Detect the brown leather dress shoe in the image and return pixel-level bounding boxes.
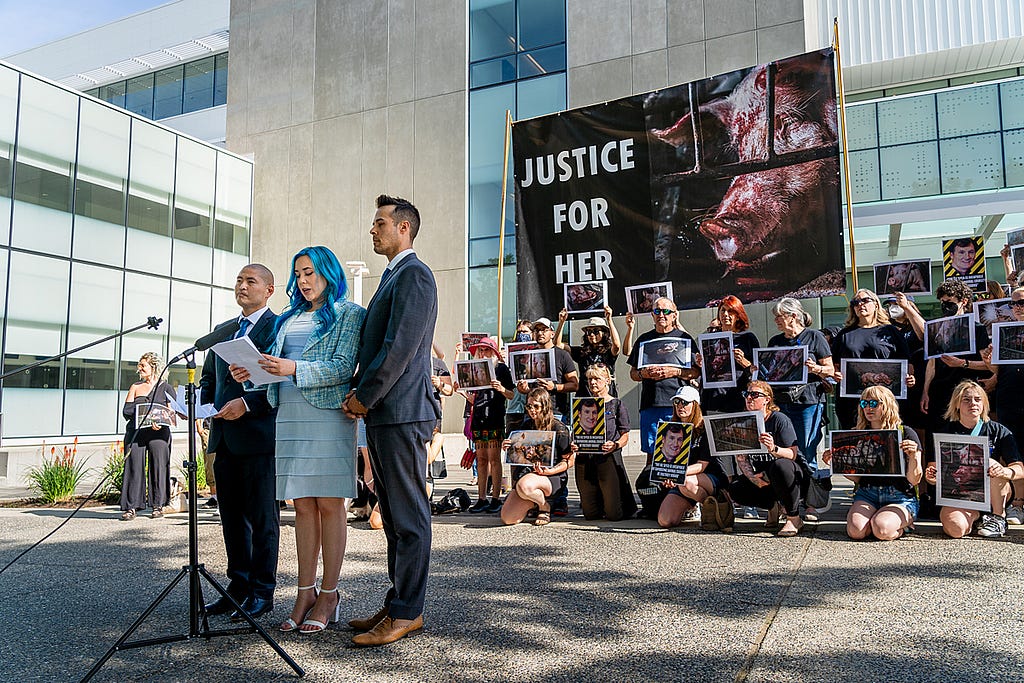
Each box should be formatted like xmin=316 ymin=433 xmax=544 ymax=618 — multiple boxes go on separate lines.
xmin=347 ymin=605 xmax=388 ymax=631
xmin=351 ymin=615 xmax=423 ymax=647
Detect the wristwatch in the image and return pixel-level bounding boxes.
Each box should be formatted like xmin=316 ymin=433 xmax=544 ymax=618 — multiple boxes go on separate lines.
xmin=962 ymin=358 xmax=969 ymax=368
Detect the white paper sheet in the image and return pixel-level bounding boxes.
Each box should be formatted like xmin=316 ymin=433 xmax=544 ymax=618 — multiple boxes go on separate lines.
xmin=210 ymin=336 xmax=288 ymax=385
xmin=165 ymin=387 xmax=218 ymax=420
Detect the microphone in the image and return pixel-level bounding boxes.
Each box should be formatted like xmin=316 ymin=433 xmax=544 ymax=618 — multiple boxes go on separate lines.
xmin=168 ymin=320 xmax=242 ymax=364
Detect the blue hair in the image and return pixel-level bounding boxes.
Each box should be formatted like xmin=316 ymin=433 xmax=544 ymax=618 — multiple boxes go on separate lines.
xmin=274 ymin=246 xmax=348 ymax=336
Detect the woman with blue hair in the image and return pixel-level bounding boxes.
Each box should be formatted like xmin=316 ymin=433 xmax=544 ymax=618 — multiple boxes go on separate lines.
xmin=230 ymin=245 xmax=365 ymax=634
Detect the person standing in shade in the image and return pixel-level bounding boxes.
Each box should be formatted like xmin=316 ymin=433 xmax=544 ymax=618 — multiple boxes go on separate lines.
xmin=199 ymin=264 xmax=279 ymax=622
xmin=626 ymin=297 xmax=700 ymax=519
xmin=343 ymin=194 xmax=439 ymax=647
xmin=119 ymin=352 xmax=174 ymax=521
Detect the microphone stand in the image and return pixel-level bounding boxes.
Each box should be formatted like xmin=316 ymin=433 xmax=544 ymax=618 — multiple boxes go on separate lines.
xmin=82 ymin=346 xmax=304 ymax=680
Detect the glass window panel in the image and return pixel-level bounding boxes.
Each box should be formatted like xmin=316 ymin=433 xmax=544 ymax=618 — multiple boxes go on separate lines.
xmin=469 ymin=236 xmax=515 ymax=267
xmin=153 ymin=65 xmax=184 ymax=120
xmin=844 ymin=103 xmax=877 ymax=151
xmin=879 ymin=141 xmax=940 ymax=199
xmin=470 ymin=0 xmax=515 ymax=62
xmin=516 ymin=72 xmax=566 ymax=120
xmin=98 ymin=81 xmax=126 ymax=109
xmin=173 ymin=138 xmax=215 ymax=281
xmin=183 ymin=57 xmax=215 ymax=114
xmin=213 ymin=53 xmax=228 ymax=106
xmin=517 ymin=46 xmax=567 ymax=79
xmin=0 ymin=64 xmax=18 ymax=246
xmin=939 ymin=133 xmax=1003 ymax=193
xmin=121 ymin=272 xmax=169 ymax=389
xmin=166 ymin=280 xmax=212 ymax=388
xmin=74 ymin=100 xmax=129 ymax=266
xmin=937 ymin=85 xmax=999 ymax=137
xmin=877 ymin=94 xmax=936 ymax=146
xmin=470 ymin=56 xmax=516 ymax=89
xmin=518 ymin=0 xmax=566 ymax=50
xmin=1000 ymin=80 xmax=1024 ymax=130
xmin=125 ymin=74 xmax=154 ymax=118
xmin=64 ymin=263 xmax=123 ymax=435
xmin=849 ymin=149 xmax=881 ymax=203
xmin=1003 ymin=129 xmax=1024 ymax=187
xmin=12 ymin=76 xmax=77 ymax=256
xmin=213 ymin=152 xmax=252 ymax=284
xmin=469 ymin=84 xmax=515 ymax=239
xmin=468 ymin=264 xmax=516 ymax=336
xmin=127 ymin=121 xmax=174 ymax=274
xmin=3 ymin=253 xmax=68 ymax=436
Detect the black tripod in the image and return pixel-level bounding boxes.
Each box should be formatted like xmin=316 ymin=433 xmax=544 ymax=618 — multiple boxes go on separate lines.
xmin=82 ymin=347 xmax=304 ymax=681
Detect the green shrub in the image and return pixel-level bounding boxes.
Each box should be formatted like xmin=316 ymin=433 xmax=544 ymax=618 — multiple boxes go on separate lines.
xmin=177 ymin=448 xmax=207 ymax=492
xmin=99 ymin=441 xmax=126 ymax=503
xmin=25 ymin=438 xmax=90 ymax=505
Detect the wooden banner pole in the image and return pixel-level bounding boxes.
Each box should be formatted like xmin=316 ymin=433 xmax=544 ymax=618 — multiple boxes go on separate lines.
xmin=834 ymin=17 xmax=859 ymax=293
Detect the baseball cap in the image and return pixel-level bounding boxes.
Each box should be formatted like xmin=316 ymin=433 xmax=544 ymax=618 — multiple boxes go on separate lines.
xmin=671 ymin=386 xmax=701 ymax=404
xmin=532 ymin=317 xmax=553 ymax=330
xmin=583 ymin=317 xmax=608 ymax=330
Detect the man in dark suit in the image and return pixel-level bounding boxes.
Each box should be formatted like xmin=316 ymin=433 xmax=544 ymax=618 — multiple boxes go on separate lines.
xmin=343 ymin=194 xmax=439 ymax=647
xmin=199 ymin=264 xmax=279 ymax=621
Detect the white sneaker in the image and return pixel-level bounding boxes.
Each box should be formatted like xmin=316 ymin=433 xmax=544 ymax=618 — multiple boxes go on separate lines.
xmin=1006 ymin=504 xmax=1024 ymax=525
xmin=741 ymin=506 xmax=760 ymax=519
xmin=682 ymin=504 xmax=701 ymax=522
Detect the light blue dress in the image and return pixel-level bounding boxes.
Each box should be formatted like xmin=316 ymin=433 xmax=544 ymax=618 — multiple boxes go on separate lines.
xmin=275 ymin=312 xmax=357 ymax=499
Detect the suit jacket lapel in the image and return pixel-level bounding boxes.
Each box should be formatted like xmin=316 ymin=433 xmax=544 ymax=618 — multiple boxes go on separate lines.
xmin=367 ymin=257 xmax=410 ymax=310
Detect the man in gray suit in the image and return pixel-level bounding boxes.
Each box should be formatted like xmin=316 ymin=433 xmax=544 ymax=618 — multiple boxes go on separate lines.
xmin=343 ymin=194 xmax=440 ymax=647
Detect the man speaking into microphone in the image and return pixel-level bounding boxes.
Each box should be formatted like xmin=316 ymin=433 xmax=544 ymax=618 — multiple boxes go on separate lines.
xmin=199 ymin=264 xmax=280 ymax=621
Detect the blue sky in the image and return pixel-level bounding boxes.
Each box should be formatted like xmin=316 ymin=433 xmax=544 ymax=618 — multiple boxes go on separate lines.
xmin=0 ymin=0 xmax=168 ymax=56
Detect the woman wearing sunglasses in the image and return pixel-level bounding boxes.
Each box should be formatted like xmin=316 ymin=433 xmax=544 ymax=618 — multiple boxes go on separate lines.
xmin=656 ymin=386 xmax=732 ymax=530
xmin=554 ymin=306 xmax=622 ymax=396
xmin=727 ymin=381 xmax=805 ymax=536
xmin=831 ymin=289 xmax=912 ymax=429
xmin=500 ymin=388 xmax=574 ymax=526
xmin=981 ymin=285 xmax=1024 ymax=525
xmin=923 ymin=380 xmax=1023 ymax=539
xmin=823 ymin=386 xmax=922 ymax=540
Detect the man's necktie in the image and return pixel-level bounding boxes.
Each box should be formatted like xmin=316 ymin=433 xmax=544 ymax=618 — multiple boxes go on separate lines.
xmin=379 ymin=267 xmax=395 ymax=288
xmin=236 ymin=317 xmax=252 ymax=339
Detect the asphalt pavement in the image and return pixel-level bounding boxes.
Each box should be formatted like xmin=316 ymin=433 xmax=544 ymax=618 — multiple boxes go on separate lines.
xmin=0 ymin=454 xmax=1022 ymax=682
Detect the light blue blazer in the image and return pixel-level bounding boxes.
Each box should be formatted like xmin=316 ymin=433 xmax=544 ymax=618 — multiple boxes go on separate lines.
xmin=265 ymin=299 xmax=366 ymax=409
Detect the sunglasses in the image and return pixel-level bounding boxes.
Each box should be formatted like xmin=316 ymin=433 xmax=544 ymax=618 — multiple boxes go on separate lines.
xmin=859 ymin=399 xmax=880 ymax=409
xmin=1011 ymin=300 xmax=1024 ymax=308
xmin=525 ymin=403 xmax=543 ymax=409
xmin=850 ymin=297 xmax=875 ymax=306
xmin=742 ymin=390 xmax=767 ymax=400
xmin=672 ymin=398 xmax=694 ymax=406
xmin=651 ymin=308 xmax=676 ymax=316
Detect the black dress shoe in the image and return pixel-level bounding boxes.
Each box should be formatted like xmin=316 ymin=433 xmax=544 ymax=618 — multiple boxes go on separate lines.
xmin=204 ymin=596 xmax=241 ymax=616
xmin=230 ymin=596 xmax=274 ymax=621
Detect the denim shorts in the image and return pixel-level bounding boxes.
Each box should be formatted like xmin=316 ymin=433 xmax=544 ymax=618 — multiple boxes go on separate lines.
xmin=853 ymin=484 xmax=919 ymax=519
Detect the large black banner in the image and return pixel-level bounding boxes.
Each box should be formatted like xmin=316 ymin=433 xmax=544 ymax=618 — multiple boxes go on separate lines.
xmin=513 ymin=49 xmax=845 ymax=319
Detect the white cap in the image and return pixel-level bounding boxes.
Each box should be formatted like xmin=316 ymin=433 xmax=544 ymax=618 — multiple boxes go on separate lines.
xmin=533 ymin=317 xmax=553 ymax=330
xmin=671 ymin=385 xmax=701 ymax=403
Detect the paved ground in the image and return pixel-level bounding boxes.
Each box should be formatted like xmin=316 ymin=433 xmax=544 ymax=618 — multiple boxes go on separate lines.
xmin=1 ymin=455 xmax=1022 ymax=683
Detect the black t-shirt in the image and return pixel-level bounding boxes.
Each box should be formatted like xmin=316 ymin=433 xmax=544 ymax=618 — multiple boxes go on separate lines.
xmin=931 ymin=419 xmax=1021 ymax=466
xmin=627 ymin=328 xmax=696 ymax=410
xmin=927 ymin=323 xmax=991 ymax=401
xmin=431 ymin=357 xmax=451 ymax=404
xmin=832 ymin=324 xmax=911 ymax=428
xmin=853 ymin=424 xmax=922 ymax=495
xmin=548 ymin=346 xmax=577 ymax=417
xmin=470 ymin=363 xmax=514 ymax=430
xmin=702 ymin=330 xmax=759 ymax=413
xmin=570 ymin=344 xmax=618 ymax=397
xmin=742 ymin=410 xmax=800 ymax=475
xmin=511 ymin=417 xmax=572 ymax=488
xmin=689 ymin=428 xmax=729 ymax=483
xmin=766 ymin=328 xmax=832 ymax=405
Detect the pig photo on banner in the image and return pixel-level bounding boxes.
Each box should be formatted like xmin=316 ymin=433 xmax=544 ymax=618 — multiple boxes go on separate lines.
xmin=512 ymin=48 xmax=845 ymax=318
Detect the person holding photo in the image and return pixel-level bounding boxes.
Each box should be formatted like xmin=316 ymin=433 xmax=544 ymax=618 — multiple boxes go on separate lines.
xmin=823 ymin=386 xmax=922 ymax=541
xmin=982 ymin=285 xmax=1024 ymax=524
xmin=120 ymin=352 xmax=175 ymax=521
xmin=456 ymin=337 xmax=515 ymax=514
xmin=924 ymin=380 xmax=1023 ymax=539
xmin=831 ymin=288 xmax=913 ymax=429
xmin=500 ymin=388 xmax=573 ymax=526
xmin=504 ymin=320 xmax=534 ymax=435
xmin=570 ymin=366 xmax=636 ymax=521
xmin=921 ymin=279 xmax=992 ymax=435
xmin=627 ymin=297 xmax=700 ymax=519
xmin=656 ymin=387 xmax=732 ymax=531
xmin=765 ymin=298 xmax=834 ymax=521
xmin=727 ymin=381 xmax=806 ymax=536
xmin=554 ymin=307 xmax=622 ymax=396
xmin=231 ymin=246 xmax=365 ymax=634
xmin=702 ymin=295 xmax=760 ymax=414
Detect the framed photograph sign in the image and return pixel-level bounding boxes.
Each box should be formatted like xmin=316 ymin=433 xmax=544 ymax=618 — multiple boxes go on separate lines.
xmin=504 ymin=430 xmax=556 ymax=468
xmin=829 ymin=429 xmax=905 ymax=477
xmin=933 ymin=433 xmax=990 ymax=512
xmin=650 ymin=421 xmax=693 ymax=484
xmin=839 ymin=359 xmax=908 ymax=400
xmin=753 ymin=346 xmax=808 ymax=385
xmin=572 ymin=397 xmax=606 ymax=453
xmin=705 ymin=410 xmax=766 ymax=457
xmin=698 ymin=332 xmax=736 ymax=389
xmin=454 ymin=358 xmax=496 ymax=391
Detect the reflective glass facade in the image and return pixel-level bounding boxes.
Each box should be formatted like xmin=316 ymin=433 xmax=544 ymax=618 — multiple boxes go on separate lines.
xmin=468 ymin=0 xmax=566 ymax=334
xmin=84 ymin=53 xmax=228 ymax=122
xmin=0 ymin=62 xmax=250 ymax=439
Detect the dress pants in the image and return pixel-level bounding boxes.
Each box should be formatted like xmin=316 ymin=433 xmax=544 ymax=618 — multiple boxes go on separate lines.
xmin=366 ymin=420 xmax=433 ymax=620
xmin=120 ymin=428 xmax=171 ymax=512
xmin=213 ymin=443 xmax=279 ymax=601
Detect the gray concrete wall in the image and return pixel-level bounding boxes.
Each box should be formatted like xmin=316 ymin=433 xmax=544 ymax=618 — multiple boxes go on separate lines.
xmin=227 ymin=0 xmax=468 ymax=375
xmin=566 ymin=0 xmax=805 ymax=108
